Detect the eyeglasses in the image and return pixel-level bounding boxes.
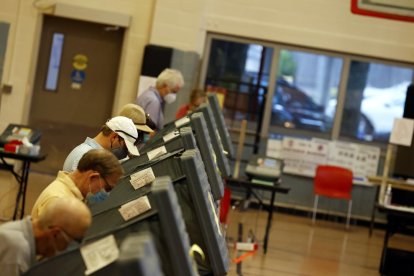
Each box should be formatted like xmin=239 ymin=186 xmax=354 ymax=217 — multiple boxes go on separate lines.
xmin=100 ymin=175 xmax=113 ymax=192
xmin=59 ymin=228 xmax=83 ymax=244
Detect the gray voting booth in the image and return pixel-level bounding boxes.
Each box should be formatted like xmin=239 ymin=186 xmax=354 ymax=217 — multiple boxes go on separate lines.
xmin=140 ymin=113 xmax=224 ymax=201
xmin=206 ymin=93 xmax=235 ymax=159
xmin=25 ymin=94 xmax=232 ymax=275
xmin=89 ymin=148 xmax=229 ymax=275
xmin=24 ymin=177 xmax=194 ymax=276
xmin=142 ymin=100 xmax=231 ymax=179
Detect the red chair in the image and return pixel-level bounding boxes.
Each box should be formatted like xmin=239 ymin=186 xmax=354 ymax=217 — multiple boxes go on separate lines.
xmin=312 ymin=165 xmax=353 ymax=229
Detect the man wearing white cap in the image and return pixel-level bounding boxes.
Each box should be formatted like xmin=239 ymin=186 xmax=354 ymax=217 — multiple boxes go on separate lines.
xmin=63 ymin=116 xmax=138 ymax=172
xmin=62 ymin=116 xmax=137 ymax=204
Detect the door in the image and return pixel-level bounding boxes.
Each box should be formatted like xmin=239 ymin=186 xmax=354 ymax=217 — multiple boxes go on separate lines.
xmin=30 ymin=15 xmax=124 ymax=174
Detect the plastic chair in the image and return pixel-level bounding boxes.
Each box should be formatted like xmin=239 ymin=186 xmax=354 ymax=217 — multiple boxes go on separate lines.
xmin=312 ymin=165 xmax=353 ymax=229
xmin=219 ymin=187 xmax=232 ymax=225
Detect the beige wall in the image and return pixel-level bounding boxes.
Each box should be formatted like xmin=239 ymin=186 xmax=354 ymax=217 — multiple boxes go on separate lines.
xmin=151 ymin=0 xmax=414 ymax=61
xmin=0 ymin=0 xmax=155 ymax=131
xmin=0 ymin=0 xmax=413 ymax=132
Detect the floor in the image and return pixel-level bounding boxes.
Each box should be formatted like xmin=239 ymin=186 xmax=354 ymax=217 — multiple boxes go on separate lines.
xmin=1 ymin=169 xmax=413 ymax=275
xmin=225 ymin=208 xmax=387 ymax=276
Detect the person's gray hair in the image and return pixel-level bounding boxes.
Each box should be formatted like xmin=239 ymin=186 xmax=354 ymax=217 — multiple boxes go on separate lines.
xmin=156 ymin=68 xmax=184 ymax=89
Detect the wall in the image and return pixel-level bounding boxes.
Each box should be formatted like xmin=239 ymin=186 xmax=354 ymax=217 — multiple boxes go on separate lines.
xmin=151 ymin=0 xmax=414 ymax=62
xmin=0 ymin=0 xmax=411 ymax=219
xmin=1 ymin=0 xmax=413 ymax=130
xmin=148 ymin=0 xmax=413 ymax=220
xmin=0 ymin=0 xmax=155 ymax=131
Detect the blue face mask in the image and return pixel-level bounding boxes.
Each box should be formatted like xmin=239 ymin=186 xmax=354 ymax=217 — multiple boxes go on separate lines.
xmin=86 ymin=190 xmax=110 ymax=204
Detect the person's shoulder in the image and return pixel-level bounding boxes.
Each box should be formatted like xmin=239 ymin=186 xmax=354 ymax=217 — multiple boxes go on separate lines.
xmin=140 ymin=89 xmax=158 ymax=101
xmin=66 ymin=142 xmax=92 ymax=157
xmin=0 ymin=220 xmax=26 ymax=243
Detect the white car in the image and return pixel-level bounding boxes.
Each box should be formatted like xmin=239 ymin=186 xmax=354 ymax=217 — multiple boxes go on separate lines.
xmin=325 ymin=81 xmax=409 ymax=141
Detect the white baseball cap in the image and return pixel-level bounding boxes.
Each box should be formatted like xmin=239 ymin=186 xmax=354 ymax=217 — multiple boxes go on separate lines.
xmin=106 ymin=116 xmax=139 ymax=156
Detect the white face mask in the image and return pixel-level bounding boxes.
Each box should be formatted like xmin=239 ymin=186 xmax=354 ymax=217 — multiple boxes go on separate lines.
xmin=164 ymin=93 xmax=177 ymax=104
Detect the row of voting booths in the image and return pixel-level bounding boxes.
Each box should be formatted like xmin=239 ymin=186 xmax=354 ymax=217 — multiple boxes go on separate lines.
xmin=24 ymin=94 xmax=236 ymax=276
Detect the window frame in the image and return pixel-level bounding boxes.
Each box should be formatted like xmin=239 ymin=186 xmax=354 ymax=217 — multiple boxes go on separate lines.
xmin=199 ymin=32 xmax=414 ymax=149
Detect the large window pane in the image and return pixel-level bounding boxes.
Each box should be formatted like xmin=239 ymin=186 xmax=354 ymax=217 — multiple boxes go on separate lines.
xmin=269 ymin=50 xmax=343 ymax=134
xmin=339 ymin=61 xmax=413 ymax=142
xmin=205 ymin=39 xmax=273 ymax=130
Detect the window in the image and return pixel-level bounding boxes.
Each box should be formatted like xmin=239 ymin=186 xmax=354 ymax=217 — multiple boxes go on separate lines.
xmin=205 ymin=39 xmax=273 ymax=130
xmin=45 ymin=33 xmax=64 ymax=91
xmin=201 ymin=34 xmax=414 ymax=145
xmin=270 ymin=50 xmax=343 ymax=133
xmin=337 ymin=61 xmax=413 ymax=142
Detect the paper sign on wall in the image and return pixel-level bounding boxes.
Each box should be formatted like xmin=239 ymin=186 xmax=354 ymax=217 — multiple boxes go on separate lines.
xmin=389 ymin=118 xmax=414 ymax=146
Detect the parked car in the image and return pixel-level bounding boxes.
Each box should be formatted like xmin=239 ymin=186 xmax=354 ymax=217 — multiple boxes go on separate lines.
xmin=272 ymin=79 xmax=327 ymax=132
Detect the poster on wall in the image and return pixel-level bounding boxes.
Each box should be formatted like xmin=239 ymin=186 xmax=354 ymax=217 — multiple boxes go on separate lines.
xmin=326 ymin=141 xmax=357 ymax=171
xmin=271 ymin=136 xmax=380 ymax=179
xmin=266 ymin=139 xmax=282 ymax=159
xmin=389 ymin=118 xmax=414 ymax=146
xmin=353 ymin=144 xmax=380 ymax=179
xmin=71 ymin=54 xmax=88 ymax=90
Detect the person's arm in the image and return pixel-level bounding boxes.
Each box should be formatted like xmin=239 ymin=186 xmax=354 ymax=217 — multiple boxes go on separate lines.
xmin=144 ymin=100 xmax=162 ymax=129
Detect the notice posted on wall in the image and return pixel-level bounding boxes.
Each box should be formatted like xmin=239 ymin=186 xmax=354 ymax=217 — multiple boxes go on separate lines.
xmin=389 ymin=118 xmax=414 ymax=146
xmin=266 ymin=136 xmax=380 ymax=179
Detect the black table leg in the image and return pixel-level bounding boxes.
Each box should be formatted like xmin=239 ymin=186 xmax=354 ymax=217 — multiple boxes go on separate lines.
xmin=12 ymin=161 xmax=30 ymax=220
xmin=12 ymin=178 xmax=24 ymax=220
xmin=263 ymin=189 xmax=276 ymax=254
xmin=20 ymin=161 xmax=30 ymax=219
xmin=236 ymin=223 xmax=243 ymax=274
xmin=369 ymin=186 xmax=380 ymax=237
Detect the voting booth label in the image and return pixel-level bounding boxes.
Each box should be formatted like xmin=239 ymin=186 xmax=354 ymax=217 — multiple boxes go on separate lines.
xmin=118 ymin=196 xmax=151 ymax=221
xmin=130 ymin=167 xmax=155 ymax=189
xmin=80 ymin=235 xmax=119 ymax=275
xmin=147 ymin=146 xmax=167 ymax=160
xmin=163 ymin=131 xmax=180 ymax=142
xmin=175 ymin=116 xmax=190 ymax=128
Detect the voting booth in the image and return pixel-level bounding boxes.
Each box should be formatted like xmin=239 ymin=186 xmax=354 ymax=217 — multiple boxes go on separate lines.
xmin=140 ymin=113 xmax=224 ymax=201
xmin=25 ymin=177 xmax=196 ymax=276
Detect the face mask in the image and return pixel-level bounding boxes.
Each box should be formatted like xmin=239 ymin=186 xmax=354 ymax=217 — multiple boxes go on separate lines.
xmin=111 ymin=146 xmax=128 ymax=160
xmin=164 ymin=93 xmax=177 ymax=104
xmin=86 ymin=190 xmax=110 ymax=204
